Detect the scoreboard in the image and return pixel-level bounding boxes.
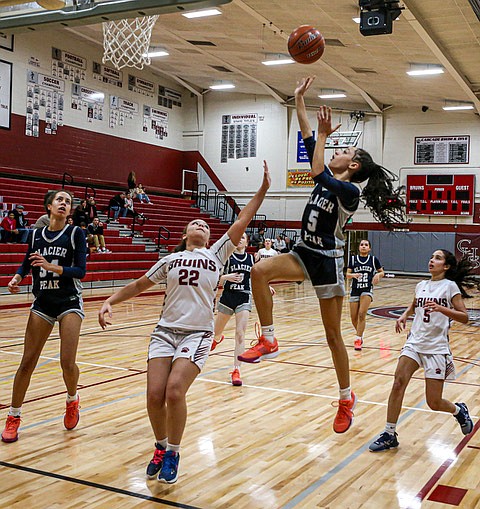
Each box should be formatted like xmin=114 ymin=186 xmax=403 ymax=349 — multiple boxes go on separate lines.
xmin=406 ymin=174 xmax=475 ymax=216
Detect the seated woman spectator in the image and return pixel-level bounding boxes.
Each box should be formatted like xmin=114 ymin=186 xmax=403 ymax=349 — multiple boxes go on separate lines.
xmin=135 ymin=184 xmax=152 ymax=204
xmin=85 ymin=197 xmax=98 ymax=223
xmin=87 ymin=217 xmax=110 ymax=253
xmin=11 ymin=205 xmax=30 ymax=243
xmin=73 ymin=200 xmax=88 ymax=226
xmin=125 ymin=193 xmax=146 ymax=220
xmin=250 ymin=227 xmax=265 ymax=249
xmin=273 ymin=235 xmax=286 ymax=253
xmin=34 ymin=214 xmax=50 ymax=229
xmin=1 ymin=212 xmax=19 ymax=243
xmin=108 ymin=192 xmax=127 ymax=221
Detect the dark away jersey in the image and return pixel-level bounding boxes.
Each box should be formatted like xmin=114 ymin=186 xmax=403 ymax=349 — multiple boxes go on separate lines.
xmin=223 ymin=252 xmax=255 ymax=293
xmin=348 ymin=255 xmax=382 ymax=295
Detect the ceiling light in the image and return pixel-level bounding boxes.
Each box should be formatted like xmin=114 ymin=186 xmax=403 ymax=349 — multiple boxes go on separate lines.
xmin=209 ymin=83 xmax=235 ymax=90
xmin=318 ymin=90 xmax=347 ymax=99
xmin=262 ymin=53 xmax=295 ymax=66
xmin=182 ymin=8 xmax=221 ymax=19
xmin=407 ymin=64 xmax=444 ymax=76
xmin=442 ymin=104 xmax=474 ymax=111
xmin=143 ymin=48 xmax=169 ymax=58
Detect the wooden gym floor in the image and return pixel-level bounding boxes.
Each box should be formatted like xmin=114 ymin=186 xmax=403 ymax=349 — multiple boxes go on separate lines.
xmin=0 ymin=277 xmax=479 ymax=508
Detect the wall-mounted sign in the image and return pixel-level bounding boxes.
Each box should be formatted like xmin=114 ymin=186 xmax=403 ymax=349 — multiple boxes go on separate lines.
xmin=415 ymin=136 xmax=469 ymax=165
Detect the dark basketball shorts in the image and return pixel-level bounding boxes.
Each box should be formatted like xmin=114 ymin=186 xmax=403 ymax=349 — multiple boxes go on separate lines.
xmin=31 ymin=294 xmax=85 ymax=326
xmin=349 ymin=289 xmax=374 ymax=302
xmin=218 ymin=290 xmax=252 ymax=315
xmin=290 ymin=246 xmax=345 ymax=299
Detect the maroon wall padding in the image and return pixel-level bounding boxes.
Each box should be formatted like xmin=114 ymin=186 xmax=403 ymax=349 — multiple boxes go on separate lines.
xmin=1 ymin=114 xmax=184 ymax=191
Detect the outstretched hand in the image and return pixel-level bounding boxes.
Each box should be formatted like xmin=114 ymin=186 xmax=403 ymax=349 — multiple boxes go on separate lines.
xmin=317 ymin=106 xmax=341 ymax=138
xmin=295 ymin=76 xmax=316 ymax=97
xmin=262 ymin=160 xmax=272 ymax=191
xmin=98 ymin=301 xmax=113 ymax=329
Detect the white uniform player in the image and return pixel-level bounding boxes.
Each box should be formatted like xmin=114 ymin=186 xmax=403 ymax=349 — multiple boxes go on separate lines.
xmin=98 ymin=161 xmax=271 ymax=485
xmin=255 ymin=239 xmax=278 ymax=261
xmin=369 ymin=249 xmax=474 ymax=453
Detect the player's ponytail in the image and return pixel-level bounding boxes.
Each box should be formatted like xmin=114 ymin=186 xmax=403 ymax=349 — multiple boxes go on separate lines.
xmin=174 ymin=225 xmax=188 ymax=252
xmin=351 ymin=149 xmax=406 ymax=229
xmin=441 ymin=249 xmax=476 ymax=298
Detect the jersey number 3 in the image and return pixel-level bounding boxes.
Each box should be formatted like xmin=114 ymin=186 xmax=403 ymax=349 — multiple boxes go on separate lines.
xmin=178 ymin=269 xmax=199 ymax=287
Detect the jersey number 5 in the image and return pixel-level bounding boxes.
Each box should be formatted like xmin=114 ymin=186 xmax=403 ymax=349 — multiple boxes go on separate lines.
xmin=178 ymin=269 xmax=200 ymax=287
xmin=307 ymin=210 xmax=319 ymax=232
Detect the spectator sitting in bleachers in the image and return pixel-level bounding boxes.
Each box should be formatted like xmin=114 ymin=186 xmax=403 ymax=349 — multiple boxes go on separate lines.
xmin=1 ymin=212 xmax=20 ymax=243
xmin=11 ymin=204 xmax=30 ymax=243
xmin=135 ymin=184 xmax=153 ymax=205
xmin=34 ymin=213 xmax=50 ymax=229
xmin=73 ymin=199 xmax=88 ymax=226
xmin=273 ymin=234 xmax=286 ymax=253
xmin=87 ymin=217 xmax=110 ymax=253
xmin=125 ymin=192 xmax=146 ymax=220
xmin=85 ymin=197 xmax=98 ymax=223
xmin=250 ymin=227 xmax=265 ymax=249
xmin=108 ymin=192 xmax=127 ymax=221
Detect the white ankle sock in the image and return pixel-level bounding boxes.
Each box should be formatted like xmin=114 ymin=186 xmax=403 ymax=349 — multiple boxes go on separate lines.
xmin=156 ymin=438 xmax=167 ymax=448
xmin=167 ymin=443 xmax=180 ymax=453
xmin=453 ymin=404 xmax=461 ymax=415
xmin=339 ymin=387 xmax=351 ymax=401
xmin=66 ymin=392 xmax=79 ymax=403
xmin=8 ymin=406 xmax=21 ymax=417
xmin=261 ymin=325 xmax=275 ymax=343
xmin=385 ymin=422 xmax=397 ymax=435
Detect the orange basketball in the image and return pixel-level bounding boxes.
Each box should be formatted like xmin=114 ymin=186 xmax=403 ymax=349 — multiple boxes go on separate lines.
xmin=288 ymin=25 xmax=325 ymax=64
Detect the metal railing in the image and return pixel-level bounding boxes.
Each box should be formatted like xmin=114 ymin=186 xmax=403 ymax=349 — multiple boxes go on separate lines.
xmin=62 ymin=172 xmax=73 ymax=188
xmin=84 ymin=185 xmax=96 ymax=199
xmin=156 ymin=226 xmax=171 ymax=251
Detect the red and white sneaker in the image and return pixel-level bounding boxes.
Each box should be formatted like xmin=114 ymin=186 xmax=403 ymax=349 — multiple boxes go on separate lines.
xmin=230 ymin=368 xmax=243 ymax=386
xmin=354 ymin=337 xmax=363 ymax=351
xmin=210 ymin=335 xmax=224 ymax=352
xmin=1 ymin=415 xmax=21 ymax=443
xmin=332 ymin=391 xmax=357 ymax=433
xmin=64 ymin=397 xmax=80 ymax=430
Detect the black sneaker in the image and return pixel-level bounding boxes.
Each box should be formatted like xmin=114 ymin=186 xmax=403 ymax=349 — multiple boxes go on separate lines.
xmin=146 ymin=443 xmax=166 ymax=479
xmin=369 ymin=431 xmax=399 ymax=452
xmin=454 ymin=402 xmax=474 ymax=435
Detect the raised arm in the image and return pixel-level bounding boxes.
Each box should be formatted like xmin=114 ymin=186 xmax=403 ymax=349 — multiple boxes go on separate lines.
xmin=295 ymin=76 xmax=315 ymax=139
xmin=226 ymin=161 xmax=271 ymax=245
xmin=311 ymin=106 xmax=341 ymax=178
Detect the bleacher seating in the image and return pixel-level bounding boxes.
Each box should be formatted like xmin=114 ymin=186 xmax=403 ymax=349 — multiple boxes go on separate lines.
xmin=0 ymin=175 xmax=231 ymax=289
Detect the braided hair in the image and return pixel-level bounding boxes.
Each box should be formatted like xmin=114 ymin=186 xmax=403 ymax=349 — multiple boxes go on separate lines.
xmin=440 ymin=249 xmax=477 ymax=298
xmin=351 ymin=149 xmax=406 ymax=229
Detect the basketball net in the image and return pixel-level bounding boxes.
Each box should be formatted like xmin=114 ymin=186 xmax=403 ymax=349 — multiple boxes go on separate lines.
xmin=102 ymin=15 xmax=159 ymax=70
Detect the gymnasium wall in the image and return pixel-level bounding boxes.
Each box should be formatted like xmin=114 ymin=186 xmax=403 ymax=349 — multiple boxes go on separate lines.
xmin=1 ymin=30 xmax=193 ymax=190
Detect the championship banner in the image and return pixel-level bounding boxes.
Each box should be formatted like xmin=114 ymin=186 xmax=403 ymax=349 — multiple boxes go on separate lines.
xmin=287 ymin=170 xmax=314 ymax=188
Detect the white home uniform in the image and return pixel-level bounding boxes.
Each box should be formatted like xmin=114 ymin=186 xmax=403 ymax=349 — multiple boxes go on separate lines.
xmin=145 ymin=233 xmax=235 ymax=369
xmin=401 ymin=278 xmax=460 ymax=380
xmin=257 ymin=247 xmax=278 ymax=260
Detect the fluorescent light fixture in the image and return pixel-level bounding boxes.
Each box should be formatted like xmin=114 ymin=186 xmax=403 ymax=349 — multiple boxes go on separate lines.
xmin=262 ymin=55 xmax=294 ymax=66
xmin=209 ymin=83 xmax=235 ymax=90
xmin=407 ymin=64 xmax=444 ymax=76
xmin=182 ymin=8 xmax=221 ymax=18
xmin=443 ymin=104 xmax=474 ymax=111
xmin=318 ymin=92 xmax=347 ymax=99
xmin=352 ymin=16 xmax=361 ymax=23
xmin=143 ymin=49 xmax=169 ymax=58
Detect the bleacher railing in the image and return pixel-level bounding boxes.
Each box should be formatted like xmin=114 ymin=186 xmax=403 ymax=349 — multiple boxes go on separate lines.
xmin=156 ymin=226 xmax=170 ymax=251
xmin=84 ymin=185 xmax=96 ymax=199
xmin=62 ymin=172 xmax=73 ymax=189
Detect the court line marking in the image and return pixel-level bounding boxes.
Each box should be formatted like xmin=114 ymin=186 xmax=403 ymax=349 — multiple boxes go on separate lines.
xmin=0 ymin=460 xmax=203 ymax=509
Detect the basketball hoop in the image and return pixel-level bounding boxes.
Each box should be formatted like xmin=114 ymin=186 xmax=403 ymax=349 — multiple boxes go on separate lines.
xmin=102 ymin=15 xmax=159 ymax=70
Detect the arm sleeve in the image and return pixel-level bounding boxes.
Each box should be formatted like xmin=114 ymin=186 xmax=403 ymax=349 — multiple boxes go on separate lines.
xmin=348 ymin=256 xmax=354 ymax=270
xmin=212 ymin=233 xmax=237 ymax=266
xmin=314 ymin=170 xmax=360 ymax=211
xmin=145 ymin=256 xmax=169 ymax=284
xmin=303 ymin=136 xmax=316 ymax=165
xmin=62 ymin=227 xmax=87 ymax=279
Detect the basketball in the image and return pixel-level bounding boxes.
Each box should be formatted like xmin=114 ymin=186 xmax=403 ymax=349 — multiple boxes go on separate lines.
xmin=288 ymin=25 xmax=325 ymax=64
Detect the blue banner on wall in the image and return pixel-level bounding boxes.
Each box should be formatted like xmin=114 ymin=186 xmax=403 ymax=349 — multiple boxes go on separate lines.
xmin=297 ymin=131 xmax=315 ymax=163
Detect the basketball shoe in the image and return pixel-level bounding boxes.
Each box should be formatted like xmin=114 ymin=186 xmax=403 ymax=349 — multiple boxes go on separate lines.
xmin=332 ymin=391 xmax=357 ymax=433
xmin=237 ymin=336 xmax=279 ymax=363
xmin=230 ymin=368 xmax=242 ymax=386
xmin=1 ymin=415 xmax=21 ymax=443
xmin=369 ymin=431 xmax=399 ymax=452
xmin=454 ymin=402 xmax=474 ymax=435
xmin=354 ymin=337 xmax=363 ymax=351
xmin=210 ymin=335 xmax=224 ymax=352
xmin=158 ymin=450 xmax=180 ymax=484
xmin=64 ymin=397 xmax=80 ymax=430
xmin=146 ymin=443 xmax=166 ymax=479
